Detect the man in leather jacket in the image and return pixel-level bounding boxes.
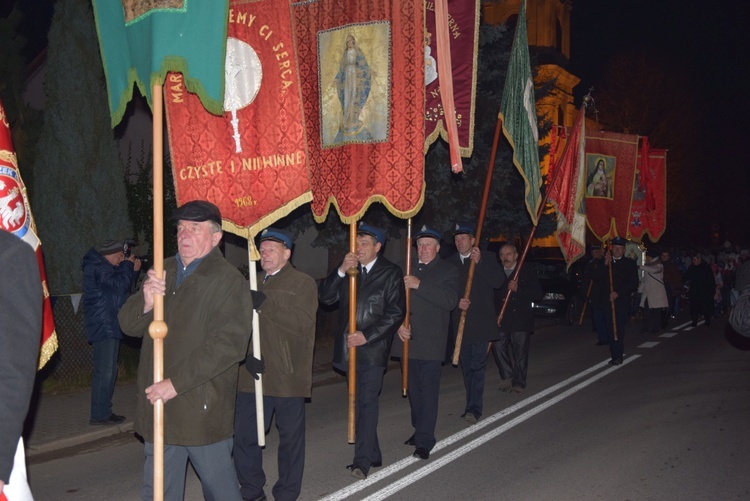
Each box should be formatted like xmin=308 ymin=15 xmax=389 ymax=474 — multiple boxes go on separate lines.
xmin=319 ymin=222 xmax=405 ymax=480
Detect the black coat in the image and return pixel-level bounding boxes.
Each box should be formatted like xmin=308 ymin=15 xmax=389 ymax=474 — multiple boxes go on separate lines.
xmin=392 ymin=256 xmax=459 ymax=361
xmin=319 ymin=255 xmax=405 ymax=370
xmin=447 ymin=251 xmax=503 ymax=343
xmin=497 ymin=264 xmax=543 ymax=333
xmin=591 ymin=256 xmax=639 ymax=311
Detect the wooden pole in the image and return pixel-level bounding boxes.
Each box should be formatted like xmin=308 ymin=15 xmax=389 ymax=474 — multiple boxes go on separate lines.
xmin=452 ymin=111 xmax=504 ymax=366
xmin=148 ymin=83 xmax=167 ymax=501
xmin=608 ymin=254 xmax=618 ymax=341
xmin=247 ymin=245 xmax=265 ymax=446
xmin=346 ymin=222 xmax=358 ymax=443
xmin=401 ymin=219 xmax=412 ymax=397
xmin=578 ymin=280 xmax=593 ymax=326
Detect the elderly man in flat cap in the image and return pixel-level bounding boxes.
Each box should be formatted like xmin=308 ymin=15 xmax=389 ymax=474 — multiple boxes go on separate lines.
xmin=119 ymin=200 xmax=254 ymax=501
xmin=82 ymin=238 xmax=141 ymax=426
xmin=234 ymin=228 xmax=317 ymax=501
xmin=395 ymin=225 xmax=458 ymax=460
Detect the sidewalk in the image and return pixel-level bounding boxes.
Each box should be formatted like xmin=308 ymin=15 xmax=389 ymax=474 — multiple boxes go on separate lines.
xmin=26 ymin=336 xmax=343 ymax=458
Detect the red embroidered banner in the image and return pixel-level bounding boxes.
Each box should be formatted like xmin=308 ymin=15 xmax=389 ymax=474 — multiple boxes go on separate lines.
xmin=424 ymin=0 xmax=479 ymax=160
xmin=292 ymin=0 xmax=425 ymax=223
xmin=547 ymin=108 xmax=587 ymax=269
xmin=165 ymin=0 xmax=310 ymax=238
xmin=629 ymin=143 xmax=667 ymax=242
xmin=0 ymin=100 xmax=57 ymax=368
xmin=584 ymin=130 xmax=639 ymax=241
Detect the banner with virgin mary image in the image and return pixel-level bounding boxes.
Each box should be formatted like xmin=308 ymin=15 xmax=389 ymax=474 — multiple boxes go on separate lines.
xmin=584 ymin=130 xmax=639 ymax=241
xmin=292 ymin=0 xmax=425 ymax=223
xmin=423 ymin=0 xmax=480 ymax=158
xmin=165 ymin=0 xmax=310 ymax=239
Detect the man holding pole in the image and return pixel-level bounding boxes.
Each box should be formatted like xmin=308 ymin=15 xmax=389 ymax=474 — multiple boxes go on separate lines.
xmin=591 ymin=236 xmax=639 ymax=365
xmin=119 ymin=200 xmax=254 ymax=500
xmin=447 ymin=223 xmax=502 ymax=424
xmin=395 ymin=225 xmax=458 ymax=460
xmin=234 ymin=228 xmax=317 ymax=501
xmin=492 ymin=243 xmax=542 ymax=393
xmin=318 ymin=223 xmax=405 ymax=480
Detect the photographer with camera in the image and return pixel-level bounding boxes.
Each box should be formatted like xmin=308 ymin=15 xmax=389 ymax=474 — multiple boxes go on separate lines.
xmin=81 ymin=239 xmax=141 ymax=425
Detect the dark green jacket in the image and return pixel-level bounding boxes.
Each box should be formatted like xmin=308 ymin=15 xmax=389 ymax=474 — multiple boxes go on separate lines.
xmin=118 ymin=247 xmax=253 ymax=445
xmin=238 ymin=263 xmax=318 ymax=397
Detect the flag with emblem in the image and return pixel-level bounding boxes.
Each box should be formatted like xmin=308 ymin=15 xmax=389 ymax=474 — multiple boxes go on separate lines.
xmin=0 ymin=99 xmax=57 ymax=368
xmin=91 ymin=0 xmax=230 ymax=126
xmin=498 ymin=0 xmax=542 ymax=226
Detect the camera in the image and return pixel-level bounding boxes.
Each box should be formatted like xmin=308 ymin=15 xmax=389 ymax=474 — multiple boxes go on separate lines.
xmin=123 ymin=239 xmax=138 ymax=258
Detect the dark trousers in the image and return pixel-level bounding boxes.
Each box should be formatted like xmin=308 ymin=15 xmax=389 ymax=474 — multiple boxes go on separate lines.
xmin=234 ymin=392 xmax=306 ymax=501
xmin=90 ymin=337 xmax=120 ymax=421
xmin=353 ymin=365 xmax=385 ymax=474
xmin=459 ymin=342 xmax=488 ymax=418
xmin=603 ymin=304 xmax=628 ymax=361
xmin=493 ymin=331 xmax=530 ymax=388
xmin=408 ymin=359 xmax=442 ymax=452
xmin=592 ymin=309 xmax=609 ymax=344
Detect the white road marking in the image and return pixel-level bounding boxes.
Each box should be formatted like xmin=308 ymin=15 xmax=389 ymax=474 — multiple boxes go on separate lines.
xmin=362 ymin=355 xmax=642 ymax=501
xmin=319 ymin=358 xmax=625 ymax=501
xmin=660 ymin=332 xmax=678 ymax=338
xmin=638 ymin=341 xmax=660 ymax=348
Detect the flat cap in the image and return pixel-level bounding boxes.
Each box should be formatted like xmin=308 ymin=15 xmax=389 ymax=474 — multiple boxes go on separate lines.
xmin=259 ymin=227 xmax=294 ymax=248
xmin=357 ymin=222 xmax=386 ymax=245
xmin=172 ymin=200 xmax=222 ymax=226
xmin=415 ymin=225 xmax=441 ymax=242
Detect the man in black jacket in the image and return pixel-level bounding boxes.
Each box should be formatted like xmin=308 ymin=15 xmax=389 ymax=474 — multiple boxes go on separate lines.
xmin=493 ymin=243 xmax=542 ymax=393
xmin=591 ymin=236 xmax=639 ymax=365
xmin=446 ymin=223 xmax=501 ymax=423
xmin=395 ymin=225 xmax=458 ymax=460
xmin=319 ymin=223 xmax=405 ymax=479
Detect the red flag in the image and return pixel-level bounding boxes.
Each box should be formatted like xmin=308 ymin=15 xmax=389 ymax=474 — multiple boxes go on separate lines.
xmin=547 ymin=107 xmax=587 ymax=268
xmin=423 ymin=0 xmax=480 ymax=163
xmin=0 ymin=100 xmax=57 ymax=369
xmin=165 ymin=0 xmax=311 ymax=238
xmin=293 ymin=0 xmax=425 ymax=223
xmin=584 ymin=130 xmax=639 ymax=240
xmin=629 ymin=143 xmax=667 ymax=241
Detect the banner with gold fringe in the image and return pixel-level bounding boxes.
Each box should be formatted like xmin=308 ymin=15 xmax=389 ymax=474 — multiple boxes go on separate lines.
xmin=0 ymin=100 xmax=57 ymax=369
xmin=165 ymin=0 xmax=311 ymax=239
xmin=292 ymin=0 xmax=425 ymax=223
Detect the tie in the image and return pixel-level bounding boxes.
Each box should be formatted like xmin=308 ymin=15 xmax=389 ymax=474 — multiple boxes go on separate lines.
xmin=263 ymin=274 xmax=270 ymax=284
xmin=360 ymin=266 xmax=368 ymax=280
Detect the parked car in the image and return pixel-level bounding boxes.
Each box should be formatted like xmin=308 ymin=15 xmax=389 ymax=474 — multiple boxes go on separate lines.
xmin=525 ymin=257 xmax=584 ymax=325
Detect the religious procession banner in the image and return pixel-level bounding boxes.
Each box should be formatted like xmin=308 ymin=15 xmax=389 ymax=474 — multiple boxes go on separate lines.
xmin=0 ymin=100 xmax=57 ymax=368
xmin=292 ymin=0 xmax=425 ymax=223
xmin=423 ymin=0 xmax=480 ymax=159
xmin=165 ymin=0 xmax=310 ymax=239
xmin=92 ymin=0 xmax=230 ymax=127
xmin=584 ymin=130 xmax=639 ymax=241
xmin=628 ymin=141 xmax=667 ymax=242
xmin=547 ymin=107 xmax=587 ymax=269
xmin=499 ymin=0 xmax=542 ymax=226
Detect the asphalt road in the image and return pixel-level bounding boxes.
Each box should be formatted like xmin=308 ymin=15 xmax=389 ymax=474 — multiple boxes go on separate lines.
xmin=27 ymin=316 xmax=750 ymax=500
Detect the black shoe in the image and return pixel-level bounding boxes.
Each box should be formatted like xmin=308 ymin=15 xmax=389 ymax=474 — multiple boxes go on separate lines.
xmin=596 ymin=341 xmax=608 ymax=346
xmin=413 ymin=447 xmax=430 ymax=460
xmin=404 ymin=435 xmax=415 ymax=446
xmin=608 ymin=357 xmax=623 ymax=366
xmin=346 ymin=464 xmax=367 ymax=479
xmin=89 ymin=413 xmax=125 ymax=425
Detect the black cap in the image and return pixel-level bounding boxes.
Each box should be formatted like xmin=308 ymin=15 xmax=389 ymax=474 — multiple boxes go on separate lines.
xmin=453 ymin=223 xmax=474 ymax=236
xmin=357 ymin=222 xmax=386 ymax=245
xmin=611 ymin=236 xmax=627 ymax=247
xmin=172 ymin=200 xmax=222 ymax=226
